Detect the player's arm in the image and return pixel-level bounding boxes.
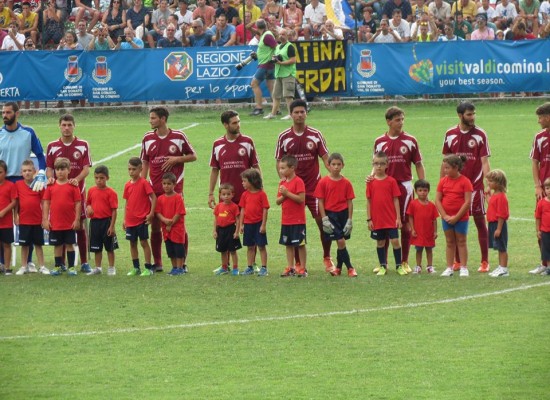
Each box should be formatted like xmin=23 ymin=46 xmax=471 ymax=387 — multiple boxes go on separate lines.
xmin=318 ymin=198 xmax=326 ymax=218
xmin=414 ymin=161 xmax=425 ymax=180
xmin=409 ymin=214 xmax=416 ymax=236
xmin=212 ymin=213 xmax=218 ymax=238
xmin=71 ymin=165 xmax=90 ymax=186
xmin=42 ymin=200 xmax=51 ymax=230
xmin=208 ymin=168 xmax=219 ymax=209
xmin=146 ymin=193 xmax=157 ymax=224
xmin=321 ymin=153 xmax=330 ymax=172
xmin=435 ymin=191 xmax=447 ymax=220
xmin=73 ymin=200 xmax=81 ymax=230
xmin=433 ymin=218 xmax=438 ymax=239
xmin=14 ymin=199 xmax=20 ymax=225
xmin=155 ymin=211 xmax=170 ymax=225
xmin=0 ymin=198 xmax=16 ymax=218
xmin=393 ymin=196 xmax=402 ymax=229
xmin=366 ymin=198 xmax=373 ymax=230
xmin=141 ymin=159 xmax=150 ymax=179
xmin=439 ymin=161 xmax=445 ymax=178
xmin=347 ymin=199 xmax=353 ymax=220
xmin=108 ymin=209 xmax=117 ymax=236
xmin=259 ymin=208 xmax=268 ymax=234
xmin=536 ymin=217 xmax=542 ymax=239
xmin=481 ymin=155 xmax=490 ymax=183
xmin=238 ymin=208 xmax=245 ymax=233
xmin=532 ymin=159 xmax=544 ymax=200
xmin=275 ymin=159 xmax=282 ymax=179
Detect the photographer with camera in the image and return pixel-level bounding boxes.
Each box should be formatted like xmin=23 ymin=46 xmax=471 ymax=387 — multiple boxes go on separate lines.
xmin=249 ymin=18 xmax=277 ymax=117
xmin=264 ymin=29 xmax=296 ymax=120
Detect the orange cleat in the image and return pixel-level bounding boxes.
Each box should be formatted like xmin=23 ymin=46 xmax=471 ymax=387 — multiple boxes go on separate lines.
xmin=347 ymin=268 xmax=358 ymax=277
xmin=477 ymin=261 xmax=490 ymax=273
xmin=323 ymin=257 xmax=335 ymax=272
xmin=452 ymin=261 xmax=461 ymax=271
xmin=330 ymin=267 xmax=341 ymax=276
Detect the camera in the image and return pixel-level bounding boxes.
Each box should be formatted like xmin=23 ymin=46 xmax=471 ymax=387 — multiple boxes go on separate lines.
xmin=270 ymin=54 xmax=284 ymax=64
xmin=235 ymin=52 xmax=258 ymax=70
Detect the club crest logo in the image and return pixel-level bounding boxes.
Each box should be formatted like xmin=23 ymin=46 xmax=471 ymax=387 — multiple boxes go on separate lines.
xmin=169 ymin=144 xmax=178 ymax=154
xmin=400 ymin=146 xmax=408 ymax=154
xmin=64 ymin=55 xmax=82 ymax=83
xmin=468 ymin=139 xmax=476 ymax=148
xmin=73 ymin=151 xmax=81 ymax=160
xmin=307 ymin=141 xmax=314 ymax=150
xmin=357 ymin=49 xmax=376 ymax=78
xmin=92 ymin=56 xmax=112 ymax=84
xmin=164 ymin=52 xmax=193 ymax=81
xmin=238 ymin=148 xmax=246 ymax=156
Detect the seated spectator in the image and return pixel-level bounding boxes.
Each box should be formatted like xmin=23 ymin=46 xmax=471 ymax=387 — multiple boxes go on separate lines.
xmin=71 ymin=0 xmax=101 ymax=33
xmin=477 ymin=0 xmax=497 ymax=22
xmin=452 ymin=11 xmax=472 ymax=39
xmin=262 ymin=0 xmax=283 ymax=25
xmin=76 ymin=19 xmax=94 ymax=48
xmin=1 ymin=20 xmax=25 ymax=50
xmin=410 ymin=11 xmax=436 ymax=34
xmin=0 ymin=0 xmax=17 ymax=30
xmin=236 ymin=9 xmax=255 ymax=44
xmin=88 ymin=25 xmax=116 ymax=48
xmin=239 ymin=0 xmax=262 ymax=24
xmin=116 ymin=25 xmax=145 ymax=47
xmin=145 ymin=0 xmax=171 ymax=47
xmin=42 ymin=0 xmax=65 ymax=47
xmin=518 ymin=0 xmax=539 ymax=36
xmin=102 ymin=0 xmax=126 ymax=41
xmin=157 ymin=22 xmax=182 ymax=46
xmin=126 ymin=0 xmax=150 ymax=40
xmin=163 ymin=13 xmax=183 ymax=40
xmin=192 ymin=0 xmax=216 ymax=28
xmin=355 ymin=0 xmax=382 ymax=20
xmin=381 ymin=0 xmax=412 ymax=22
xmin=541 ymin=0 xmax=550 ymax=26
xmin=216 ymin=0 xmax=239 ymax=25
xmin=266 ymin=14 xmax=283 ymax=38
xmin=210 ymin=14 xmax=236 ymax=46
xmin=412 ymin=0 xmax=428 ymax=20
xmin=495 ymin=29 xmax=505 ymax=39
xmin=412 ymin=17 xmax=437 ymax=41
xmin=510 ymin=17 xmax=537 ymax=39
xmin=368 ymin=17 xmax=401 ymax=42
xmin=428 ymin=0 xmax=451 ymax=22
xmin=471 ymin=13 xmax=494 ymax=40
xmin=495 ymin=0 xmax=517 ymax=29
xmin=356 ymin=8 xmax=376 ymax=42
xmin=303 ymin=0 xmax=326 ymax=39
xmin=320 ymin=19 xmax=343 ymax=40
xmin=390 ymin=8 xmax=410 ymax=41
xmin=438 ymin=21 xmax=464 ymax=40
xmin=451 ymin=0 xmax=477 ymax=22
xmin=57 ymin=30 xmax=84 ymax=49
xmin=282 ymin=0 xmax=302 ymax=36
xmin=18 ymin=2 xmax=39 ymax=44
xmin=175 ymin=0 xmax=193 ymax=31
xmin=186 ymin=17 xmax=212 ymax=46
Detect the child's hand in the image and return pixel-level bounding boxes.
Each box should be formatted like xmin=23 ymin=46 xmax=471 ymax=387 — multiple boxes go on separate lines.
xmin=494 ymin=229 xmax=501 ymax=238
xmin=14 ymin=215 xmax=19 ymax=225
xmin=233 ymin=232 xmax=239 ymax=239
xmin=396 ymin=219 xmax=402 ymax=229
xmin=145 ymin=214 xmax=153 ymax=225
xmin=86 ymin=205 xmax=94 ymax=218
xmin=411 ymin=229 xmax=417 ymax=237
xmin=72 ymin=219 xmax=80 ymax=230
xmin=107 ymin=227 xmax=115 ymax=236
xmin=166 ymin=225 xmax=171 ymax=232
xmin=279 ymin=185 xmax=288 ymax=196
xmin=239 ymin=225 xmax=244 ymax=234
xmin=367 ymin=220 xmax=373 ymax=231
xmin=259 ymin=223 xmax=266 ymax=234
xmin=443 ymin=215 xmax=453 ymax=223
xmin=364 ymin=174 xmax=374 ymax=184
xmin=42 ymin=220 xmax=50 ymax=230
xmin=433 ymin=232 xmax=438 ymax=240
xmin=213 ymin=231 xmax=218 ymax=239
xmin=537 ymin=230 xmax=542 ymax=240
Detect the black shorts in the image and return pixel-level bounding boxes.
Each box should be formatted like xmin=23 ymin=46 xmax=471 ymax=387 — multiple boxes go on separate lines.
xmin=324 ymin=209 xmax=350 ymax=241
xmin=18 ymin=225 xmax=45 ymax=246
xmin=488 ymin=221 xmax=508 ymax=252
xmin=541 ymin=231 xmax=550 ymax=262
xmin=49 ymin=229 xmax=76 ymax=246
xmin=125 ymin=223 xmax=149 ymax=242
xmin=279 ymin=224 xmax=307 ymax=247
xmin=370 ymin=228 xmax=399 ymax=241
xmin=243 ymin=222 xmax=268 ymax=247
xmin=89 ymin=218 xmax=119 ymax=253
xmin=216 ymin=224 xmax=242 ymax=253
xmin=0 ymin=227 xmax=14 ymax=244
xmin=165 ymin=239 xmax=186 ymax=259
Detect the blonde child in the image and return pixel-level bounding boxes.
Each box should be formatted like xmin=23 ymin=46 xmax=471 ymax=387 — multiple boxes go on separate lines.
xmin=277 ymin=155 xmax=308 ymax=278
xmin=238 ymin=168 xmax=269 ymax=276
xmin=406 ymin=179 xmax=438 ymax=274
xmin=213 ymin=183 xmax=242 ymax=276
xmin=436 ymin=155 xmax=473 ymax=277
xmin=535 ymin=177 xmax=550 ymax=276
xmin=486 ymin=169 xmax=510 ymax=277
xmin=0 ymin=160 xmax=16 ymax=275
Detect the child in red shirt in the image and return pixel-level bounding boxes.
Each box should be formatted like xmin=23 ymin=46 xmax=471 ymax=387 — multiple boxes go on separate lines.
xmin=535 ymin=178 xmax=550 ymax=276
xmin=406 ymin=179 xmax=438 ymax=274
xmin=314 ymin=153 xmax=356 ymax=277
xmin=486 ymin=169 xmax=510 ymax=277
xmin=239 ymin=168 xmax=270 ymax=276
xmin=277 ymin=155 xmax=307 ymax=277
xmin=0 ymin=160 xmax=16 ymax=275
xmin=85 ymin=165 xmax=119 ymax=276
xmin=42 ymin=157 xmax=82 ymax=276
xmin=366 ymin=151 xmax=403 ymax=276
xmin=155 ymin=172 xmax=186 ymax=276
xmin=124 ymin=157 xmax=156 ymax=277
xmin=436 ymin=155 xmax=473 ymax=277
xmin=213 ymin=183 xmax=242 ymax=276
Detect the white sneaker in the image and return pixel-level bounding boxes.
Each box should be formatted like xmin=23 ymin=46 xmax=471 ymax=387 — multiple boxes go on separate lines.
xmin=281 ymin=115 xmax=292 ymax=120
xmin=263 ymin=113 xmax=275 ymax=119
xmin=107 ymin=267 xmax=116 ymax=276
xmin=16 ymin=267 xmax=28 ymax=275
xmin=490 ymin=266 xmax=509 ymax=277
xmin=27 ymin=262 xmax=37 ymax=273
xmin=413 ymin=266 xmax=422 ymax=274
xmin=426 ymin=266 xmax=435 ymax=274
xmin=459 ymin=267 xmax=469 ymax=277
xmin=529 ymin=265 xmax=547 ymax=274
xmin=87 ymin=267 xmax=102 ymax=275
xmin=38 ymin=266 xmax=50 ymax=275
xmin=440 ymin=267 xmax=453 ymax=277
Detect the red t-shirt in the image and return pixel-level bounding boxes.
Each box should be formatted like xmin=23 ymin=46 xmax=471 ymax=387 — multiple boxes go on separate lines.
xmin=140 ymin=129 xmax=196 ymax=195
xmin=486 ymin=192 xmax=509 ymax=223
xmin=123 ymin=178 xmax=154 ymax=228
xmin=43 ymin=181 xmax=81 ymax=230
xmin=406 ymin=198 xmax=439 ymax=247
xmin=314 ymin=175 xmax=355 ymax=212
xmin=86 ymin=186 xmax=118 ymax=219
xmin=209 ymin=134 xmax=259 ymax=203
xmin=214 ymin=201 xmax=240 ymax=227
xmin=239 ymin=189 xmax=270 ymax=224
xmin=366 ymin=175 xmax=401 ymax=230
xmin=442 ymin=125 xmax=491 ymax=191
xmin=373 ymin=132 xmax=423 ymax=183
xmin=437 ymin=175 xmax=473 ymax=221
xmin=530 ymin=129 xmax=550 ymax=184
xmin=15 ymin=180 xmax=43 ymax=225
xmin=46 ymin=137 xmax=92 ymax=197
xmin=536 ymin=198 xmax=550 ymax=232
xmin=278 ymin=176 xmax=306 ymax=225
xmin=275 ymin=125 xmax=329 ymax=194
xmin=155 ymin=194 xmax=186 ymax=244
xmin=0 ymin=180 xmax=16 ymax=229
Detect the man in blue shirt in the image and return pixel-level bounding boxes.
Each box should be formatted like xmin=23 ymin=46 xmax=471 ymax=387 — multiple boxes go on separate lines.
xmin=210 ymin=14 xmax=236 ymax=46
xmin=115 ymin=27 xmax=145 ymax=49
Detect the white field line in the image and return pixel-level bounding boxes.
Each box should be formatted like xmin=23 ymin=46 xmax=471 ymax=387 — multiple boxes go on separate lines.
xmin=94 ymin=124 xmax=199 ymax=164
xmin=1 ymin=281 xmax=548 ymax=341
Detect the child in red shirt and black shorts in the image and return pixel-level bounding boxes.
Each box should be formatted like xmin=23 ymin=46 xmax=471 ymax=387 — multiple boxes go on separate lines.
xmin=213 ymin=183 xmax=242 ymax=276
xmin=486 ymin=169 xmax=510 ymax=277
xmin=0 ymin=160 xmax=16 ymax=275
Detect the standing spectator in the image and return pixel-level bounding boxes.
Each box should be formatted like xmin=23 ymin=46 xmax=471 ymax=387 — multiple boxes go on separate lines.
xmin=471 ymin=13 xmax=495 ymax=40
xmin=140 ymin=106 xmax=197 ymax=273
xmin=192 ymin=0 xmax=216 ymax=28
xmin=210 ymin=14 xmax=236 ymax=46
xmin=126 ymin=0 xmax=150 ymax=40
xmin=216 ymin=0 xmax=239 ymax=25
xmin=18 ymin=2 xmax=39 ymax=45
xmin=102 ymin=0 xmax=126 ymax=41
xmin=441 ymin=102 xmax=491 ymax=273
xmin=71 ymin=0 xmax=101 ymax=33
xmin=1 ymin=20 xmax=24 ymax=50
xmin=428 ymin=0 xmax=451 ymax=22
xmin=115 ymin=26 xmax=144 ymax=48
xmin=146 ymin=0 xmax=171 ymax=47
xmin=303 ymin=0 xmax=326 ymax=39
xmin=369 ymin=18 xmax=401 ymax=42
xmin=389 ymin=8 xmax=410 ymax=41
xmin=157 ymin=22 xmax=182 ymax=46
xmin=249 ymin=18 xmax=276 ymax=116
xmin=282 ymin=0 xmax=302 ymax=36
xmin=186 ymin=18 xmax=212 ymax=46
xmin=381 ymin=0 xmax=413 ymax=22
xmin=76 ymin=20 xmax=94 ymax=49
xmin=275 ymin=99 xmax=334 ymax=272
xmin=239 ymin=0 xmax=262 ymax=24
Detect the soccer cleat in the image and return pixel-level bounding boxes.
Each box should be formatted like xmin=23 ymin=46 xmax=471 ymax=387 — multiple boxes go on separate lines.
xmin=257 ymin=267 xmax=268 ymax=276
xmin=376 ymin=266 xmax=387 ymax=276
xmin=86 ymin=267 xmax=102 ymax=275
xmin=107 ymin=267 xmax=116 ymax=276
xmin=168 ymin=268 xmax=183 ymax=276
xmin=50 ymin=266 xmax=62 ymax=276
xmin=16 ymin=267 xmax=28 ymax=275
xmin=541 ymin=269 xmax=550 ymax=275
xmin=452 ymin=261 xmax=461 ymax=271
xmin=295 ymin=266 xmax=308 ymax=277
xmin=330 ymin=267 xmax=342 ymax=276
xmin=478 ymin=261 xmax=490 ymax=273
xmin=154 ymin=265 xmax=164 ymax=273
xmin=241 ymin=266 xmax=255 ymax=275
xmin=250 ymin=108 xmax=264 ymax=116
xmin=426 ymin=266 xmax=435 ymax=274
xmin=413 ymin=266 xmax=422 ymax=274
xmin=281 ymin=115 xmax=292 ymax=120
xmin=214 ymin=267 xmax=229 ymax=276
xmin=80 ymin=263 xmax=92 ymax=273
xmin=140 ymin=268 xmax=153 ymax=276
xmin=231 ymin=268 xmax=240 ymax=276
xmin=67 ymin=267 xmax=77 ymax=276
xmin=323 ymin=257 xmax=335 ymax=272
xmin=440 ymin=267 xmax=453 ymax=277
xmin=4 ymin=269 xmax=13 ymax=275
xmin=127 ymin=268 xmax=141 ymax=276
xmin=347 ymin=268 xmax=358 ymax=277
xmin=459 ymin=267 xmax=469 ymax=277
xmin=280 ymin=267 xmax=295 ymax=277
xmin=489 ymin=266 xmax=509 ymax=277
xmin=39 ymin=266 xmax=50 ymax=275
xmin=529 ymin=265 xmax=547 ymax=274
xmin=402 ymin=261 xmax=412 ymax=274
xmin=373 ymin=265 xmax=384 ymax=274
xmin=27 ymin=262 xmax=38 ymax=273
xmin=263 ymin=113 xmax=276 ymax=119
xmin=182 ymin=265 xmax=188 ymax=274
xmin=396 ymin=266 xmax=407 ymax=276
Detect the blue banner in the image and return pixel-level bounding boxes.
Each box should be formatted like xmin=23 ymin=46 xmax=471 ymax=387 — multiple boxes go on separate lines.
xmin=351 ymin=40 xmax=550 ymax=96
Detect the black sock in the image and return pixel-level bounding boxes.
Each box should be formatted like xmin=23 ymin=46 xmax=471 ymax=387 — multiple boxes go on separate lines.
xmin=341 ymin=247 xmax=352 ymax=268
xmin=393 ymin=248 xmax=402 ymax=267
xmin=67 ymin=251 xmax=76 ymax=268
xmin=54 ymin=256 xmax=63 ymax=267
xmin=336 ymin=249 xmax=343 ymax=268
xmin=145 ymin=263 xmax=153 ymax=270
xmin=376 ymin=247 xmax=386 ymax=266
xmin=132 ymin=259 xmax=140 ymax=269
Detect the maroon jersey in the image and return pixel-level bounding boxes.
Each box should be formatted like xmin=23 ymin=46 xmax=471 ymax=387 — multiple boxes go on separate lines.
xmin=15 ymin=180 xmax=44 ymax=225
xmin=442 ymin=125 xmax=491 ymax=191
xmin=275 ymin=126 xmax=329 ymax=195
xmin=373 ymin=132 xmax=422 ymax=182
xmin=314 ymin=175 xmax=355 ymax=212
xmin=43 ymin=182 xmax=81 ymax=230
xmin=140 ymin=129 xmax=196 ymax=195
xmin=209 ymin=134 xmax=260 ymax=203
xmin=530 ymin=128 xmax=550 ymax=184
xmin=46 ymin=137 xmax=92 ymax=196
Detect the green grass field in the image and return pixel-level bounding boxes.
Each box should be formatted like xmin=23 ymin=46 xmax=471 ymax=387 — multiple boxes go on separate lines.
xmin=1 ymin=100 xmax=549 ymax=399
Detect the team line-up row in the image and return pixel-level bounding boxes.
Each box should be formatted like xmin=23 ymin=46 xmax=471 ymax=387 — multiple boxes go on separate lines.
xmin=1 ymin=100 xmax=550 ymax=278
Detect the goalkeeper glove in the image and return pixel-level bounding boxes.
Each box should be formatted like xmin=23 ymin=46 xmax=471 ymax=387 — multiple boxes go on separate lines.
xmin=321 ymin=216 xmax=334 ymax=234
xmin=30 ymin=169 xmax=47 ymax=192
xmin=343 ymin=219 xmax=353 ymax=236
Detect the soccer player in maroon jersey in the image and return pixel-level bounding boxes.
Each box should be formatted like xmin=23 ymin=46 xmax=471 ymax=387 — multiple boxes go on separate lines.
xmin=208 ymin=110 xmax=261 ymax=207
xmin=46 ymin=114 xmax=92 ymax=273
xmin=140 ymin=106 xmax=197 ymax=272
xmin=275 ymin=99 xmax=332 ymax=272
xmin=529 ymin=102 xmax=550 ymax=274
xmin=371 ymin=106 xmax=425 ymax=274
xmin=441 ymin=102 xmax=491 ymax=273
